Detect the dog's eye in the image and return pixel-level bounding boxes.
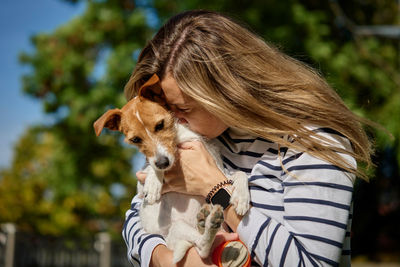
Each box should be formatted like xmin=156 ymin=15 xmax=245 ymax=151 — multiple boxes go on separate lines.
xmin=155 ymin=120 xmax=164 ymax=132
xmin=130 ymin=137 xmax=142 ymax=144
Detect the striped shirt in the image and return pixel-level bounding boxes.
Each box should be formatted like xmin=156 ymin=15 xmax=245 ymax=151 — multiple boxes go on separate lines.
xmin=122 ymin=127 xmax=355 ymax=266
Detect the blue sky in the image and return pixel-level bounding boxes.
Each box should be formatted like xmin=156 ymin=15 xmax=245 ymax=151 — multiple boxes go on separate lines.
xmin=0 ymin=0 xmax=85 ymax=168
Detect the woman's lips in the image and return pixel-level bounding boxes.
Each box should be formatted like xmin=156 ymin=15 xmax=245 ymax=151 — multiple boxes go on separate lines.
xmin=178 ymin=118 xmax=188 ymax=124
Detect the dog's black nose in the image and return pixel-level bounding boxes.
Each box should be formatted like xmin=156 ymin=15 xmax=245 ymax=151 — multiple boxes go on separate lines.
xmin=155 ymin=156 xmax=170 ymax=169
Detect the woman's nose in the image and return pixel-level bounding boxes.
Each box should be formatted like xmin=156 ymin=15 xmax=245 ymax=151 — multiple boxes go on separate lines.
xmin=172 ymin=110 xmax=183 ymax=118
xmin=171 ymin=110 xmax=188 ymax=124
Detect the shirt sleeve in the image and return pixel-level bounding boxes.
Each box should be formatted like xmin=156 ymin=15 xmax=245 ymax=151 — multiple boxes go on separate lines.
xmin=237 ymin=132 xmax=355 ymax=266
xmin=122 ymin=194 xmax=166 ymax=267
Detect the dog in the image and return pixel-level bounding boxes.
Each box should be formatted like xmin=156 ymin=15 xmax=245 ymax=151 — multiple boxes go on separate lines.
xmin=93 ymin=74 xmax=250 ymax=263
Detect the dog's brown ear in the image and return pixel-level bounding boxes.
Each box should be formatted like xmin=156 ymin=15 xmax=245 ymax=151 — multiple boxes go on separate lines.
xmin=93 ymin=109 xmax=122 ymax=136
xmin=138 ymin=74 xmax=166 ymax=104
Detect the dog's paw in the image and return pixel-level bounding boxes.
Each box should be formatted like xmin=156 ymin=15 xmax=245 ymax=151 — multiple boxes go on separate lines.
xmin=136 ymin=181 xmax=145 ymax=199
xmin=231 ymin=188 xmax=250 ymax=216
xmin=197 ymin=204 xmax=211 ymax=233
xmin=144 ymin=187 xmax=161 ymax=204
xmin=231 ymin=192 xmax=250 ymax=216
xmin=230 ymin=172 xmax=250 ymax=216
xmin=196 ymin=205 xmax=224 ymax=259
xmin=208 ymin=205 xmax=224 ymax=230
xmin=143 ymin=178 xmax=162 ymax=204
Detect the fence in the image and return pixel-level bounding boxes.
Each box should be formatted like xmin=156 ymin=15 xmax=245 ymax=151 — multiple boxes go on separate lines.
xmin=0 ymin=223 xmax=131 ymax=267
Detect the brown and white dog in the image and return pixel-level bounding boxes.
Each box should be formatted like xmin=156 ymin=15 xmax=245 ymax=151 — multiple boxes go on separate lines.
xmin=93 ymin=74 xmax=250 ymax=263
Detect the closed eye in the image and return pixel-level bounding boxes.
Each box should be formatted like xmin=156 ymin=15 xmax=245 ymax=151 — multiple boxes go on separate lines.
xmin=130 ymin=136 xmax=142 ymax=144
xmin=177 ymin=107 xmax=191 ymax=113
xmin=170 ymin=105 xmax=191 ymax=114
xmin=155 ymin=120 xmax=164 ymax=132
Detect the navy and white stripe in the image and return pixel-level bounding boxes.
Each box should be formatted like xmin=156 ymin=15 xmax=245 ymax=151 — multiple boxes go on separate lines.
xmin=218 ymin=127 xmax=355 ymax=266
xmin=122 ymin=195 xmax=166 ymax=267
xmin=122 ymin=126 xmax=355 ymax=266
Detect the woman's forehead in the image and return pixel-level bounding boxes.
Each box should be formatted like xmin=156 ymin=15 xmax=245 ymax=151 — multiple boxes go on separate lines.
xmin=160 ymin=74 xmax=192 ymax=106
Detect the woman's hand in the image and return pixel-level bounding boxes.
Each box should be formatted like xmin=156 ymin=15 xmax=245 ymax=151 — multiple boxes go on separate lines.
xmin=150 ymin=245 xmax=216 ymax=267
xmin=138 ymin=141 xmax=227 ymax=197
xmin=150 ymin=232 xmax=239 ymax=267
xmin=168 ymin=140 xmax=227 ymax=197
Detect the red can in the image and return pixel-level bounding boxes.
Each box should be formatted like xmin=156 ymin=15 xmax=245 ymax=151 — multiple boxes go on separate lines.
xmin=212 ymin=239 xmax=251 ymax=267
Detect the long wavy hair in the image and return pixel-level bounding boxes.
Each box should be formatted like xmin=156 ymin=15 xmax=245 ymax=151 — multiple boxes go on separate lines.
xmin=124 ymin=10 xmax=375 ymax=180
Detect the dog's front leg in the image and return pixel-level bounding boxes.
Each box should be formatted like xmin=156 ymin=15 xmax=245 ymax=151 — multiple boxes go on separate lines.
xmin=142 ymin=167 xmax=163 ymax=204
xmin=230 ymin=171 xmax=250 ymax=215
xmin=195 ymin=204 xmax=224 ymax=258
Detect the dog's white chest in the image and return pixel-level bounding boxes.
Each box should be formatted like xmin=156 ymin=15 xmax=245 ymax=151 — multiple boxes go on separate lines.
xmin=140 ymin=192 xmax=204 ymax=236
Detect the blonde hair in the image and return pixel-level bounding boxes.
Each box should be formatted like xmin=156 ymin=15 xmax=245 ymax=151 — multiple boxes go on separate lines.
xmin=124 ymin=10 xmax=375 ymax=180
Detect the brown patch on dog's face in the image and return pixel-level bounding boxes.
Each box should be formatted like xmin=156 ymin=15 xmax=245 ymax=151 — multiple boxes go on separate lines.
xmin=118 ymin=98 xmax=177 ymax=169
xmin=94 ymin=74 xmax=178 ymax=170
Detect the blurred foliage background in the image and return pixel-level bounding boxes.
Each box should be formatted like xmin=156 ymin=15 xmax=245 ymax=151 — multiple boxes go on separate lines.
xmin=0 ymin=0 xmax=399 ymax=262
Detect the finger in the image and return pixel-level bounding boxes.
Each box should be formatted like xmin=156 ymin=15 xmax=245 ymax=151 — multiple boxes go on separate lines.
xmin=211 ymin=232 xmax=239 ymax=252
xmin=215 ymin=232 xmax=239 ymax=242
xmin=178 ymin=140 xmax=202 ymax=149
xmin=136 ymin=171 xmax=147 ymax=184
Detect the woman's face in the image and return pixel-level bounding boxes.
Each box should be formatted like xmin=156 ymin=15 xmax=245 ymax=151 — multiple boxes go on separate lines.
xmin=160 ymin=74 xmax=228 ymax=139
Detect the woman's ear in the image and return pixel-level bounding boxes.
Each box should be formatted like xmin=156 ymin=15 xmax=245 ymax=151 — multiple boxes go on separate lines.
xmin=138 ymin=74 xmax=166 ymax=105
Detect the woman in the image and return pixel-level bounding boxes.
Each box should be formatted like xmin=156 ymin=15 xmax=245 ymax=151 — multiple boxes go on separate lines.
xmin=122 ymin=10 xmax=374 ymax=267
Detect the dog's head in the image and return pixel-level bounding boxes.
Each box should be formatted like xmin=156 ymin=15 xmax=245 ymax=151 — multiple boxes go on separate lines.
xmin=94 ymin=74 xmax=177 ymax=171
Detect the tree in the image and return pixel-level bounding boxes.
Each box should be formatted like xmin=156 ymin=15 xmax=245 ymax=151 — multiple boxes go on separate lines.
xmin=1 ymin=0 xmax=154 ymax=237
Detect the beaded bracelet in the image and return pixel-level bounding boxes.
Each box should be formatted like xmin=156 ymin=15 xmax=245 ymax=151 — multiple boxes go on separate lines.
xmin=205 ymin=180 xmax=233 ymax=204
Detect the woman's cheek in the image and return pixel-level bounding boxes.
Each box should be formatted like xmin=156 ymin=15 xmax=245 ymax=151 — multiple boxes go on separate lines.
xmin=186 ymin=121 xmax=201 ymax=134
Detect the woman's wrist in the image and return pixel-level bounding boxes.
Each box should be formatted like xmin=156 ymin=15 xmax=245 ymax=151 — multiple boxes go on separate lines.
xmin=223 ymin=204 xmax=243 ymax=232
xmin=150 ymin=244 xmax=173 ymax=267
xmin=203 ymin=170 xmax=228 ymax=197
